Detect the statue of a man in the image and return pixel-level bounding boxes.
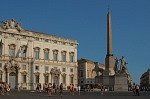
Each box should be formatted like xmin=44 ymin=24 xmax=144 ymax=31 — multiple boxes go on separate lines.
xmin=114 ymin=58 xmax=119 ymax=73
xmin=9 ymin=19 xmax=16 ymax=29
xmin=16 ymin=22 xmax=23 ymax=31
xmin=120 ymin=56 xmax=126 ymax=70
xmin=2 ymin=20 xmax=9 ymax=29
xmin=120 ymin=56 xmax=125 ymax=66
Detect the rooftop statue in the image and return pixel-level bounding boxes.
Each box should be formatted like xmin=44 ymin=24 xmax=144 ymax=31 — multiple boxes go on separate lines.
xmin=1 ymin=19 xmax=23 ymax=32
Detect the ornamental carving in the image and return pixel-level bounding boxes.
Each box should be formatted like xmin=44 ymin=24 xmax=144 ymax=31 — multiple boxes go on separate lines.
xmin=4 ymin=58 xmax=20 ymax=73
xmin=21 ymin=71 xmax=28 ymax=75
xmin=50 ymin=68 xmax=61 ymax=75
xmin=43 ymin=73 xmax=49 ymax=76
xmin=69 ymin=74 xmax=74 ymax=77
xmin=0 ymin=19 xmax=23 ymax=32
xmin=34 ymin=72 xmax=40 ymax=75
xmin=61 ymin=73 xmax=66 ymax=76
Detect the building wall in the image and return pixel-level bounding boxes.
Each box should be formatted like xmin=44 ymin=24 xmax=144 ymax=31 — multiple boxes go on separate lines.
xmin=0 ymin=19 xmax=78 ymax=90
xmin=140 ymin=69 xmax=150 ymax=91
xmin=78 ymin=58 xmax=104 ymax=89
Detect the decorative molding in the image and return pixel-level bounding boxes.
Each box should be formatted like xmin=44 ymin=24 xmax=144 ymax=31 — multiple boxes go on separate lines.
xmin=69 ymin=74 xmax=74 ymax=77
xmin=50 ymin=68 xmax=61 ymax=75
xmin=34 ymin=72 xmax=40 ymax=75
xmin=20 ymin=71 xmax=28 ymax=75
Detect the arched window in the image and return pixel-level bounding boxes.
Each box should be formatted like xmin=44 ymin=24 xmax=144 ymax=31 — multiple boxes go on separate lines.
xmin=9 ymin=44 xmax=16 ymax=57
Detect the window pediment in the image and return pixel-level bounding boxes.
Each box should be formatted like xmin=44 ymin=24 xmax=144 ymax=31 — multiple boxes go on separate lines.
xmin=34 ymin=72 xmax=40 ymax=75
xmin=8 ymin=44 xmax=16 ymax=49
xmin=34 ymin=47 xmax=40 ymax=51
xmin=69 ymin=74 xmax=74 ymax=77
xmin=43 ymin=48 xmax=50 ymax=51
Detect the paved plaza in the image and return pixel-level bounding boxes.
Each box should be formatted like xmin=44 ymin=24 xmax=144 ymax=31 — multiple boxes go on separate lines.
xmin=0 ymin=90 xmax=150 ymax=99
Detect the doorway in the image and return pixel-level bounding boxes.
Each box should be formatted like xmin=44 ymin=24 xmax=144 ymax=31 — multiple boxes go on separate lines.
xmin=9 ymin=72 xmax=16 ymax=89
xmin=53 ymin=75 xmax=59 ymax=86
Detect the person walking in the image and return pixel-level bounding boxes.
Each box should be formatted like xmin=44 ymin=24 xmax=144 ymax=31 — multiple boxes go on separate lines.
xmin=78 ymin=85 xmax=81 ymax=95
xmin=135 ymin=84 xmax=140 ymax=96
xmin=47 ymin=83 xmax=52 ymax=96
xmin=100 ymin=84 xmax=104 ymax=95
xmin=59 ymin=83 xmax=63 ymax=97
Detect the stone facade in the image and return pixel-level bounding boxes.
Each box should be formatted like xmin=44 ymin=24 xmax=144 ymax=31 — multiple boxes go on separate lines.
xmin=0 ymin=19 xmax=78 ymax=90
xmin=140 ymin=69 xmax=150 ymax=91
xmin=77 ymin=58 xmax=104 ymax=89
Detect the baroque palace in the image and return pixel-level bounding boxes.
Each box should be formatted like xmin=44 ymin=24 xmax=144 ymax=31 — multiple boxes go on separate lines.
xmin=0 ymin=19 xmax=78 ymax=90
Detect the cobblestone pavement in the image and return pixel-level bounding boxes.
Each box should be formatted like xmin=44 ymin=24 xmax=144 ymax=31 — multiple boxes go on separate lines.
xmin=0 ymin=90 xmax=150 ymax=99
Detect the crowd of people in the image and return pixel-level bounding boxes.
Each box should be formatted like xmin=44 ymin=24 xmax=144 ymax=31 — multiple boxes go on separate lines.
xmin=1 ymin=82 xmax=142 ymax=96
xmin=0 ymin=82 xmax=10 ymax=95
xmin=36 ymin=83 xmax=64 ymax=96
xmin=35 ymin=83 xmax=81 ymax=96
xmin=132 ymin=83 xmax=140 ymax=96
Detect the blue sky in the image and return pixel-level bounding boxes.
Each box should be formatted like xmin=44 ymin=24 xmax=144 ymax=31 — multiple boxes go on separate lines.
xmin=0 ymin=0 xmax=150 ymax=84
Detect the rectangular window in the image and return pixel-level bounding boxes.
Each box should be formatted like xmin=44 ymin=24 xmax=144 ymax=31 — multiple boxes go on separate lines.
xmin=34 ymin=51 xmax=39 ymax=59
xmin=87 ymin=70 xmax=90 ymax=78
xmin=22 ymin=64 xmax=26 ymax=70
xmin=70 ymin=68 xmax=73 ymax=73
xmin=61 ymin=52 xmax=66 ymax=62
xmin=9 ymin=49 xmax=15 ymax=57
xmin=0 ymin=74 xmax=2 ymax=82
xmin=80 ymin=70 xmax=83 ymax=77
xmin=62 ymin=68 xmax=66 ymax=72
xmin=35 ymin=75 xmax=39 ymax=83
xmin=0 ymin=44 xmax=2 ymax=55
xmin=62 ymin=76 xmax=66 ymax=84
xmin=0 ymin=63 xmax=2 ymax=69
xmin=70 ymin=76 xmax=74 ymax=84
xmin=53 ymin=53 xmax=58 ymax=61
xmin=69 ymin=55 xmax=74 ymax=62
xmin=45 ymin=76 xmax=49 ymax=83
xmin=45 ymin=66 xmax=49 ymax=72
xmin=21 ymin=52 xmax=26 ymax=58
xmin=35 ymin=66 xmax=39 ymax=71
xmin=22 ymin=75 xmax=26 ymax=83
xmin=44 ymin=52 xmax=49 ymax=60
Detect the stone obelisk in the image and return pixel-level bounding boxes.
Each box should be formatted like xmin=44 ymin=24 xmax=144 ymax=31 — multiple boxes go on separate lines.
xmin=104 ymin=10 xmax=115 ymax=76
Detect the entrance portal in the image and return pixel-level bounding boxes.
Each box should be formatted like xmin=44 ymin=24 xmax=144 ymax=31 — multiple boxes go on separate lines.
xmin=9 ymin=72 xmax=16 ymax=89
xmin=53 ymin=76 xmax=59 ymax=85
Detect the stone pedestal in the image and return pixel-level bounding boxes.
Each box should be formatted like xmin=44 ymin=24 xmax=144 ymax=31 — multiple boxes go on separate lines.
xmin=114 ymin=74 xmax=128 ymax=91
xmin=95 ymin=75 xmax=115 ymax=91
